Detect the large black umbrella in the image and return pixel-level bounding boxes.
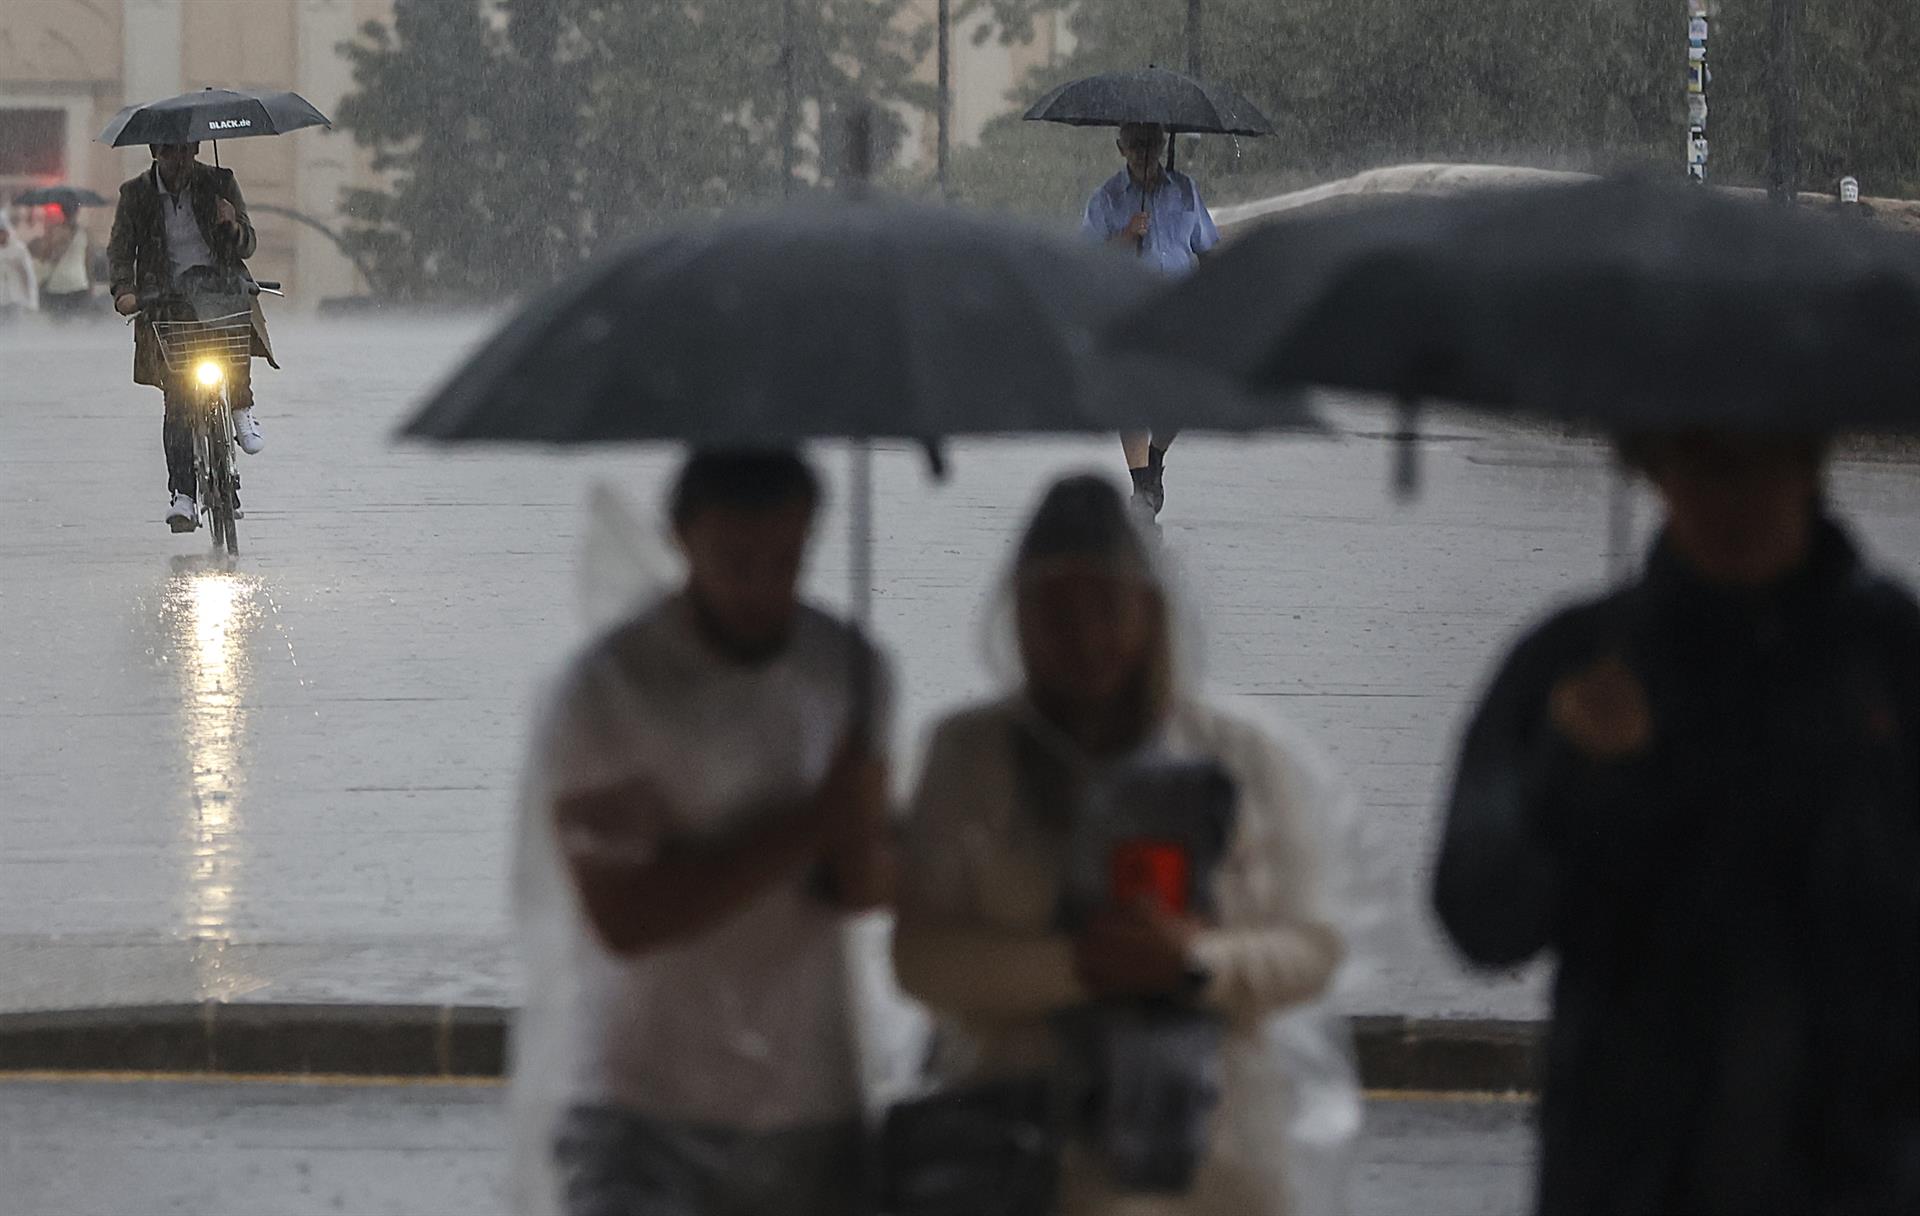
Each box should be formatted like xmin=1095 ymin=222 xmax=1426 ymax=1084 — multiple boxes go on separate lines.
xmin=404 ymin=196 xmax=1318 ymax=733
xmin=1023 ymin=67 xmax=1274 ymax=138
xmin=1114 ymin=175 xmax=1920 ymax=434
xmin=98 ymin=87 xmax=331 ymax=148
xmin=12 ymin=186 xmax=110 ymax=210
xmin=403 ymin=198 xmax=1314 ymax=445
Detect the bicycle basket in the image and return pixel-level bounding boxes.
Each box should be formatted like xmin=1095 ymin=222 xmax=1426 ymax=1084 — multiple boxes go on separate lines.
xmin=150 ymin=311 xmax=254 ymax=375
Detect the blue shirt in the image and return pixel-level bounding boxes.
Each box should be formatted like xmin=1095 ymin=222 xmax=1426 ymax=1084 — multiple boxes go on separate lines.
xmin=1080 ymin=167 xmax=1220 ymax=277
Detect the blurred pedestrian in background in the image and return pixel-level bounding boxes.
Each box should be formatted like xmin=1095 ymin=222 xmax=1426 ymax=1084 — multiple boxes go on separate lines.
xmin=0 ymin=212 xmax=38 ymax=322
xmin=512 ymin=449 xmax=902 ymax=1216
xmin=1436 ymin=432 xmax=1920 ymax=1215
xmin=30 ymin=204 xmax=94 ymax=318
xmin=1081 ymin=124 xmax=1220 ymax=524
xmin=894 ymin=474 xmax=1348 ymax=1215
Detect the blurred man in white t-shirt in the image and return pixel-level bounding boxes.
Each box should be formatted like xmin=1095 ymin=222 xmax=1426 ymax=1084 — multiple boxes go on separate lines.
xmin=526 ymin=449 xmax=896 ymax=1216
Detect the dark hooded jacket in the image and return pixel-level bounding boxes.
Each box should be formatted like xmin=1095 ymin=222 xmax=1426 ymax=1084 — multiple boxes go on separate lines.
xmin=107 ymin=160 xmax=277 ymax=387
xmin=1436 ymin=518 xmax=1920 ymax=1215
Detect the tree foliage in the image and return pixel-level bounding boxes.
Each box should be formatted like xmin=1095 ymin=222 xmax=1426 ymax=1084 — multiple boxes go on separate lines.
xmin=952 ymin=0 xmax=1920 ymax=214
xmin=336 ymin=0 xmax=926 ymax=298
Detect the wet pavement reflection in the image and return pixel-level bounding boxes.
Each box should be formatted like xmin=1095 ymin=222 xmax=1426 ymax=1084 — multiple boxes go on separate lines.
xmin=4 ymin=317 xmax=1919 ymax=1018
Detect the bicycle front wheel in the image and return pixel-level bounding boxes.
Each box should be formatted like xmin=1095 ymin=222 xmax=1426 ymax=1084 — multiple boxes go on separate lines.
xmin=203 ymin=397 xmax=240 ymax=557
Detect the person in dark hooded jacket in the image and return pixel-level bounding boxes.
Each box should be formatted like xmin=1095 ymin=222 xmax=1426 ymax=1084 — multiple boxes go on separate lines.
xmin=1435 ymin=432 xmax=1920 ymax=1216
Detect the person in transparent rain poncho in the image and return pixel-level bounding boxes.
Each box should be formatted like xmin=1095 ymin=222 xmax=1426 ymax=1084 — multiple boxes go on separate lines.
xmin=893 ymin=474 xmax=1376 ymax=1216
xmin=510 ymin=449 xmax=925 ymax=1216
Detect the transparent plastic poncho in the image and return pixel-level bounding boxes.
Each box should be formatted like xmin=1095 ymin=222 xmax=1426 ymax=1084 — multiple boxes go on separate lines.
xmin=509 ymin=479 xmax=1387 ymax=1216
xmin=900 ymin=479 xmax=1389 ymax=1216
xmin=507 ymin=484 xmax=929 ymax=1216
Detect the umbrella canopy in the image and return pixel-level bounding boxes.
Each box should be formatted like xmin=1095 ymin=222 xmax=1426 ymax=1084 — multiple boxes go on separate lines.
xmin=1023 ymin=67 xmax=1274 ymax=137
xmin=98 ymin=88 xmax=331 ymax=147
xmin=403 ymin=198 xmax=1317 ymax=446
xmin=12 ymin=186 xmax=110 ymax=210
xmin=1114 ymin=175 xmax=1920 ymax=433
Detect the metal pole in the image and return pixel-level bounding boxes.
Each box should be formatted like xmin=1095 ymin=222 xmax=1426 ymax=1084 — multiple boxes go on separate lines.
xmin=1687 ymin=0 xmax=1711 ymax=184
xmin=1185 ymin=0 xmax=1202 ymax=76
xmin=781 ymin=0 xmax=798 ymax=197
xmin=1766 ymin=0 xmax=1801 ymax=203
xmin=936 ymin=0 xmax=951 ymax=201
xmin=1176 ymin=0 xmax=1200 ymax=175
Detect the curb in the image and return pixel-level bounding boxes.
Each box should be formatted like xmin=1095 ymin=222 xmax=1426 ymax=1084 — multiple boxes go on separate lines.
xmin=0 ymin=1006 xmax=1541 ymax=1093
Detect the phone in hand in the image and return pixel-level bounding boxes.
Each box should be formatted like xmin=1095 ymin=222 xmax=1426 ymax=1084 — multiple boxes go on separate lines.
xmin=1110 ymin=838 xmax=1191 ymax=915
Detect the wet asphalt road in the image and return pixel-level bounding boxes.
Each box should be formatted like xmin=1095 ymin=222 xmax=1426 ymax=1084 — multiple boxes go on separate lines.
xmin=5 ymin=316 xmax=1920 ymax=1024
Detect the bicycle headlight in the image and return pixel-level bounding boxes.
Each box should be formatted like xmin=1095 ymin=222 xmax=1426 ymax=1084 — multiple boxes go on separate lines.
xmin=195 ymin=361 xmax=224 ymax=387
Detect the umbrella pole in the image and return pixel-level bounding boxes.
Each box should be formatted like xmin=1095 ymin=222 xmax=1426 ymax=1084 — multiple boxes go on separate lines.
xmin=1392 ymin=395 xmax=1422 ymax=501
xmin=848 ymin=441 xmax=874 ymax=739
xmin=1606 ymin=460 xmax=1635 ymax=579
xmin=213 ymin=140 xmax=220 ymax=170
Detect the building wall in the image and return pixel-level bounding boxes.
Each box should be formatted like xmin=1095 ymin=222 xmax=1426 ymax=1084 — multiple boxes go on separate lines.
xmin=0 ymin=0 xmax=389 ymax=306
xmin=899 ymin=1 xmax=1073 ymax=169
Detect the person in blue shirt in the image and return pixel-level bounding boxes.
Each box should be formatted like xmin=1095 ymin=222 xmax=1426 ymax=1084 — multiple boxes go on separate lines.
xmin=1081 ymin=122 xmax=1221 ymax=522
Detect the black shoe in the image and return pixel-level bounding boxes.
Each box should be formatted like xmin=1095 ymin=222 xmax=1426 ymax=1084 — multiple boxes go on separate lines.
xmin=1131 ymin=466 xmax=1165 ymax=519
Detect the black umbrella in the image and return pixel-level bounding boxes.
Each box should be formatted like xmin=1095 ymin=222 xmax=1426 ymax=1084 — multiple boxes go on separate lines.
xmin=12 ymin=186 xmax=110 ymax=210
xmin=403 ymin=198 xmax=1315 ymax=446
xmin=98 ymin=87 xmax=331 ymax=148
xmin=404 ymin=195 xmax=1319 ymax=736
xmin=1115 ymin=175 xmax=1920 ymax=435
xmin=1023 ymin=67 xmax=1274 ymax=138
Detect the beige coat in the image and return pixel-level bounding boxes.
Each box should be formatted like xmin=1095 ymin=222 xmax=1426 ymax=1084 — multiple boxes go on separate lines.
xmin=894 ymin=696 xmax=1346 ymax=1216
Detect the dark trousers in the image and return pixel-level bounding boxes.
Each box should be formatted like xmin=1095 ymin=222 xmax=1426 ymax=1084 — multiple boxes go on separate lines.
xmin=551 ymin=1104 xmax=865 ymax=1216
xmin=161 ymin=360 xmax=251 ymax=497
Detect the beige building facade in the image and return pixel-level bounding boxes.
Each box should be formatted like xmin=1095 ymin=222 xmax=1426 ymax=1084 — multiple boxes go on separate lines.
xmin=1 ymin=0 xmax=391 ymax=304
xmin=899 ymin=1 xmax=1075 ymax=168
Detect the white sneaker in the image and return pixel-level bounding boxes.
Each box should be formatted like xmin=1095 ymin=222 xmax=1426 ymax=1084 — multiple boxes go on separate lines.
xmin=232 ymin=407 xmax=264 ymax=455
xmin=167 ymin=492 xmax=199 ymax=533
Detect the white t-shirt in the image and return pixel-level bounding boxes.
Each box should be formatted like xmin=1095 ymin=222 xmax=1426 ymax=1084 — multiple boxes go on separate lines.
xmin=42 ymin=227 xmax=90 ymax=294
xmin=536 ymin=595 xmax=888 ymax=1130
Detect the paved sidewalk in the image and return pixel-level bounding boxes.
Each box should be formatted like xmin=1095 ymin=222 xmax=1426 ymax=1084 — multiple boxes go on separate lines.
xmin=0 ymin=1077 xmax=1534 ymax=1216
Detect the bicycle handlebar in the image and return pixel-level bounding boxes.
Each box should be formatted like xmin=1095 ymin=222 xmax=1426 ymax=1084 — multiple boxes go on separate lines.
xmin=135 ymin=278 xmax=286 ymax=315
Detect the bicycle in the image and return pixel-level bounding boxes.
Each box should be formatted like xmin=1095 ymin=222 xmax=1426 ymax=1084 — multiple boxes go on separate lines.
xmin=144 ymin=278 xmax=279 ymax=556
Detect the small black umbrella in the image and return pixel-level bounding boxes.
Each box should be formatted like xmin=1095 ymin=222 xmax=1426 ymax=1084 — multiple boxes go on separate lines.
xmin=403 ymin=198 xmax=1314 ymax=446
xmin=1115 ymin=175 xmax=1920 ymax=435
xmin=12 ymin=186 xmax=111 ymax=210
xmin=98 ymin=87 xmax=331 ymax=148
xmin=1023 ymin=67 xmax=1274 ymax=138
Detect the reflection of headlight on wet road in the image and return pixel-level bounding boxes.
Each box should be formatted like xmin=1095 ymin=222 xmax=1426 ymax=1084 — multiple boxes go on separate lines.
xmin=164 ymin=568 xmax=260 ymax=950
xmin=195 ymin=360 xmax=224 ymax=387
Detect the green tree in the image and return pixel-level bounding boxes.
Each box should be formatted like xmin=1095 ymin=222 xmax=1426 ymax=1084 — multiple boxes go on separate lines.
xmin=336 ymin=0 xmax=927 ymax=299
xmin=951 ymin=0 xmax=1920 ymax=214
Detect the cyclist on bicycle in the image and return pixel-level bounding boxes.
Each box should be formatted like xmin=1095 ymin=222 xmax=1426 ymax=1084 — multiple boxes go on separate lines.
xmin=108 ymin=141 xmax=277 ymax=531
